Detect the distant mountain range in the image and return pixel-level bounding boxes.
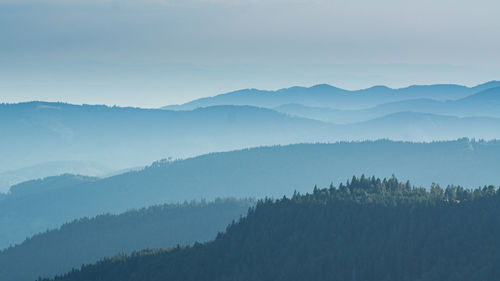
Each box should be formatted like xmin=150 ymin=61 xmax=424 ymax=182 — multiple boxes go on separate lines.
xmin=2 ymin=139 xmax=500 ymax=249
xmin=0 ymin=103 xmax=336 ymax=187
xmin=275 ymin=86 xmax=500 ymax=124
xmin=2 ymin=82 xmax=500 ymax=189
xmin=0 ymin=199 xmax=253 ymax=281
xmin=163 ymin=81 xmax=500 ymax=111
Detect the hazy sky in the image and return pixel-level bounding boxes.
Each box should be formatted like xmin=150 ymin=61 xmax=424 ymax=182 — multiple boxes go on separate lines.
xmin=1 ymin=0 xmax=500 ymax=107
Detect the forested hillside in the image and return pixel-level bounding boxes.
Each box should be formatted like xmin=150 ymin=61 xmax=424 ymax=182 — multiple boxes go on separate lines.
xmin=2 ymin=139 xmax=500 ymax=249
xmin=0 ymin=199 xmax=253 ymax=281
xmin=46 ymin=176 xmax=500 ymax=281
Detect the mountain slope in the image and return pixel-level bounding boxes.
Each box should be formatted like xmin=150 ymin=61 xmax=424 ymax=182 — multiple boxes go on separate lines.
xmin=274 ymin=87 xmax=500 ymax=124
xmin=345 ymin=112 xmax=500 ymax=141
xmin=0 ymin=199 xmax=253 ymax=281
xmin=163 ymin=81 xmax=500 ymax=111
xmin=2 ymin=139 xmax=500 ymax=249
xmin=0 ymin=161 xmax=113 ymax=194
xmin=274 ymin=99 xmax=444 ymax=124
xmin=454 ymin=86 xmax=500 ymax=115
xmin=0 ymin=102 xmax=336 ymax=174
xmin=7 ymin=174 xmax=98 ymax=199
xmin=3 ymin=91 xmax=500 ymax=183
xmin=46 ymin=177 xmax=500 ymax=281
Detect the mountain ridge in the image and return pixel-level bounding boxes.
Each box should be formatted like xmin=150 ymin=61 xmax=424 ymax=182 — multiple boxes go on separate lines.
xmin=3 ymin=139 xmax=500 ymax=249
xmin=162 ymin=81 xmax=500 ymax=111
xmin=3 ymin=95 xmax=500 ymax=192
xmin=273 ymin=87 xmax=500 ymax=123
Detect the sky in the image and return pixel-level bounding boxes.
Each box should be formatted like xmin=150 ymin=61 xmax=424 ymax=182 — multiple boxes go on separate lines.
xmin=1 ymin=0 xmax=500 ymax=108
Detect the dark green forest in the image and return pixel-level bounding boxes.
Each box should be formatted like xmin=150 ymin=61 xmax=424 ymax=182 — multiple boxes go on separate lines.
xmin=0 ymin=199 xmax=253 ymax=281
xmin=46 ymin=176 xmax=500 ymax=281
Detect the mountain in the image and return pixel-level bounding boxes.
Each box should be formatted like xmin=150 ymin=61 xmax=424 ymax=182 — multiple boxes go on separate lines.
xmin=274 ymin=87 xmax=500 ymax=124
xmin=163 ymin=81 xmax=500 ymax=111
xmin=0 ymin=102 xmax=336 ymax=174
xmin=454 ymin=86 xmax=500 ymax=113
xmin=45 ymin=176 xmax=500 ymax=281
xmin=163 ymin=85 xmax=349 ymax=110
xmin=6 ymin=174 xmax=98 ymax=198
xmin=3 ymin=86 xmax=500 ymax=185
xmin=0 ymin=199 xmax=253 ymax=281
xmin=3 ymin=99 xmax=500 ymax=178
xmin=274 ymin=103 xmax=346 ymax=123
xmin=469 ymin=80 xmax=500 ymax=92
xmin=345 ymin=112 xmax=500 ymax=141
xmin=0 ymin=161 xmax=112 ymax=193
xmin=2 ymin=139 xmax=500 ymax=249
xmin=274 ymin=99 xmax=444 ymax=124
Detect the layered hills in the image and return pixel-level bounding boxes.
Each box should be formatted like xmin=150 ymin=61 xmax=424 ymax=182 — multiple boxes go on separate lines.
xmin=2 ymin=82 xmax=500 ymax=190
xmin=2 ymin=139 xmax=500 ymax=249
xmin=164 ymin=81 xmax=500 ymax=110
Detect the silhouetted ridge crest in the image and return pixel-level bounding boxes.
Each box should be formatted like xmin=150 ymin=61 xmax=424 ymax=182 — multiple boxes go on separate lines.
xmin=162 ymin=81 xmax=500 ymax=110
xmin=459 ymin=86 xmax=500 ymax=102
